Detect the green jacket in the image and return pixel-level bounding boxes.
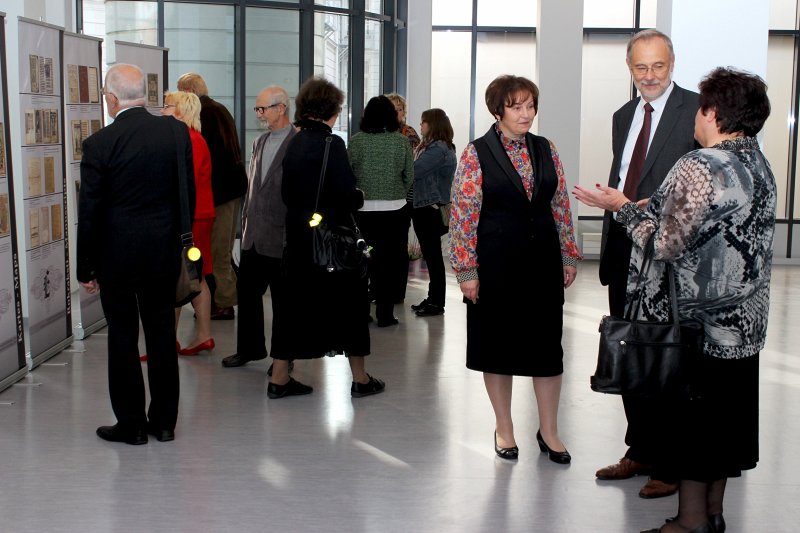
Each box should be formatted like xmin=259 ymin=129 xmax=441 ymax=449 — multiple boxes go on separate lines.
xmin=347 ymin=131 xmax=413 ymax=201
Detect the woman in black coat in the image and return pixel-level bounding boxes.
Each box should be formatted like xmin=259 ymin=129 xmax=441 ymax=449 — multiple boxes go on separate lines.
xmin=269 ymin=77 xmax=385 ymax=399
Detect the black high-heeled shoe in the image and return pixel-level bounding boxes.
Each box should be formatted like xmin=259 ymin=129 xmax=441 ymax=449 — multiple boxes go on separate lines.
xmin=709 ymin=514 xmax=725 ymax=533
xmin=536 ymin=430 xmax=571 ymax=464
xmin=666 ymin=513 xmax=724 ymax=533
xmin=494 ymin=431 xmax=519 ymax=460
xmin=642 ymin=521 xmax=714 ymax=533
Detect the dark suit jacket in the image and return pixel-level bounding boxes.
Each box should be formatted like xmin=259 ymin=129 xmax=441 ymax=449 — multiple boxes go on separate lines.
xmin=199 ymin=95 xmax=247 ymax=206
xmin=77 ymin=107 xmax=195 ymax=285
xmin=241 ymin=127 xmax=296 ymax=258
xmin=599 ymin=84 xmax=699 ymax=285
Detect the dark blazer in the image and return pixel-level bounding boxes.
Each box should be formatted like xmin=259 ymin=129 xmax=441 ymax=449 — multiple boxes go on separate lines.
xmin=77 ymin=108 xmax=195 ymax=285
xmin=199 ymin=95 xmax=247 ymax=206
xmin=241 ymin=127 xmax=296 ymax=258
xmin=599 ymin=84 xmax=699 ymax=284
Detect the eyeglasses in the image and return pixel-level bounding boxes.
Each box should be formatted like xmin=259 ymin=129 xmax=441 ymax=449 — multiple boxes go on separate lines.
xmin=162 ymin=103 xmax=176 ymax=109
xmin=631 ymin=63 xmax=669 ymax=76
xmin=254 ymin=103 xmax=284 ymax=114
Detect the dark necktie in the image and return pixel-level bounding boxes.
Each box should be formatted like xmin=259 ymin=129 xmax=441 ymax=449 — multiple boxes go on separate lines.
xmin=623 ymin=102 xmax=654 ymax=200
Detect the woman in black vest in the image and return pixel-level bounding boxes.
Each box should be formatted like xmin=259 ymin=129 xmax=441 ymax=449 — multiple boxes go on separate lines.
xmin=449 ymin=75 xmax=582 ymax=462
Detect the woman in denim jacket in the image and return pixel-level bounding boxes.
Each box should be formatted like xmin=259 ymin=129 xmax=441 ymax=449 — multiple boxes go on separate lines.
xmin=409 ymin=109 xmax=457 ymax=316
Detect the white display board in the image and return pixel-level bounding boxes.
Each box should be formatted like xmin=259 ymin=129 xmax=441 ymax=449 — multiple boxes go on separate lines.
xmin=17 ymin=18 xmax=71 ymax=366
xmin=63 ymin=31 xmax=104 ymax=340
xmin=114 ymin=41 xmax=168 ymax=117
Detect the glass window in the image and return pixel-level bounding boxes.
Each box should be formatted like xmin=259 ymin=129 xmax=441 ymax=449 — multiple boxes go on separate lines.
xmin=245 ymin=8 xmax=300 ymax=155
xmin=314 ymin=12 xmax=350 ymax=138
xmin=474 ymin=32 xmax=537 ymax=137
xmin=165 ymin=3 xmax=235 ymax=114
xmin=316 ymin=0 xmax=348 ymax=7
xmin=104 ymin=1 xmax=158 ymax=63
xmin=578 ymin=34 xmax=632 ymax=218
xmin=364 ymin=19 xmax=382 ymax=102
xmin=477 ymin=0 xmax=537 ymax=27
xmin=365 ymin=0 xmax=382 ymax=13
xmin=584 ymin=0 xmax=634 ymax=27
xmin=432 ymin=0 xmax=472 ymax=26
xmin=770 ymin=0 xmax=797 ymax=30
xmin=431 ymin=31 xmax=472 ymax=152
xmin=764 ymin=35 xmax=794 ymax=218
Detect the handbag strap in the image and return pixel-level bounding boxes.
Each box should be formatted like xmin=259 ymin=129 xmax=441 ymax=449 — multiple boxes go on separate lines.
xmin=625 ymin=235 xmax=681 ymax=327
xmin=313 ymin=136 xmax=333 ymax=214
xmin=169 ymin=117 xmax=193 ymax=247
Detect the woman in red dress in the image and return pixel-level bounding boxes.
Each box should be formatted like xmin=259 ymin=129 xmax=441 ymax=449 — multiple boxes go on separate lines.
xmin=162 ymin=91 xmax=216 ymax=355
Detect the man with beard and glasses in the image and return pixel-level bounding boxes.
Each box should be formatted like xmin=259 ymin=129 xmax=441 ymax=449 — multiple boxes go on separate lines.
xmin=594 ymin=29 xmax=700 ymax=499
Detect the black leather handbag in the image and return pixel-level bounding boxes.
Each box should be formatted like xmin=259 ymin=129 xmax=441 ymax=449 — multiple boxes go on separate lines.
xmin=590 ymin=240 xmax=704 ymax=397
xmin=309 ymin=136 xmax=368 ymax=276
xmin=171 ymin=118 xmax=203 ymax=307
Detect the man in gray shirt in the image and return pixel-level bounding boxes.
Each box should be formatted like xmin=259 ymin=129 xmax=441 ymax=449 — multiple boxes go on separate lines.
xmin=221 ymin=86 xmax=296 ymax=370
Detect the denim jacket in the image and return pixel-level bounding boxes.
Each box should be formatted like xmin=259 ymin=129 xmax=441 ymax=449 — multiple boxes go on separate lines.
xmin=412 ymin=140 xmax=457 ymax=208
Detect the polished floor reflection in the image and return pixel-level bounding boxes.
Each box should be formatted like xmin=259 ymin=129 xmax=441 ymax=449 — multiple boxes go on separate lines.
xmin=1 ymin=262 xmax=799 ymax=532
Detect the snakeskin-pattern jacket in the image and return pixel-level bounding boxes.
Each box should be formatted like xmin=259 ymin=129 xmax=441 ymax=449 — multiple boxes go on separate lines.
xmin=617 ymin=136 xmax=776 ymax=359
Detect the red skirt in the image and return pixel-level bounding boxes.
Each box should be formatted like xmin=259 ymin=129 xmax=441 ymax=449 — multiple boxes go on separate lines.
xmin=193 ymin=218 xmax=214 ymax=276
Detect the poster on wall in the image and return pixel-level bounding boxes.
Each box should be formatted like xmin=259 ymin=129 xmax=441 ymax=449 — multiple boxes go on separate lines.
xmin=0 ymin=12 xmax=28 ymax=390
xmin=63 ymin=32 xmax=104 ymax=340
xmin=114 ymin=41 xmax=168 ymax=117
xmin=17 ymin=18 xmax=71 ymax=366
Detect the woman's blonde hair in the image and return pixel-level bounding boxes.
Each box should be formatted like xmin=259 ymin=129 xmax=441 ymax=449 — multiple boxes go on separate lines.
xmin=384 ymin=93 xmax=407 ymax=122
xmin=164 ymin=91 xmax=202 ymax=131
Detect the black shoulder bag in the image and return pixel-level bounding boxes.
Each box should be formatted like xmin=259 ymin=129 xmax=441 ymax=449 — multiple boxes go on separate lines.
xmin=309 ymin=136 xmax=368 ymax=277
xmin=171 ymin=119 xmax=204 ymax=307
xmin=590 ymin=238 xmax=704 ymax=397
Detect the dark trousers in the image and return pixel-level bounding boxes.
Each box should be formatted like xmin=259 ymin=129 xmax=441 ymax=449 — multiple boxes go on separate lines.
xmin=411 ymin=205 xmax=447 ymax=307
xmin=605 ymin=221 xmax=674 ymax=481
xmin=99 ymin=273 xmax=179 ymax=432
xmin=236 ymin=247 xmax=284 ymax=357
xmin=357 ymin=208 xmax=410 ymax=321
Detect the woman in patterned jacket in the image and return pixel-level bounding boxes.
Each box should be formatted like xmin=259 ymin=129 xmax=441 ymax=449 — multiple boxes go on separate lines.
xmin=574 ymin=67 xmax=775 ymax=533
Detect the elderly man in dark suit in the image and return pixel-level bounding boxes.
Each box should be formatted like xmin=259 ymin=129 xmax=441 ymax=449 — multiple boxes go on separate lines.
xmin=595 ymin=29 xmax=699 ymax=498
xmin=221 ymin=86 xmax=298 ymax=385
xmin=177 ymin=72 xmax=247 ymax=321
xmin=78 ymin=63 xmax=194 ymax=445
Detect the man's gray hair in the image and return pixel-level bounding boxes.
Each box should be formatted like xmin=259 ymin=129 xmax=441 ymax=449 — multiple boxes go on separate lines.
xmin=105 ymin=64 xmax=147 ymax=105
xmin=267 ymin=85 xmax=291 ymax=115
xmin=626 ymin=29 xmax=675 ymax=63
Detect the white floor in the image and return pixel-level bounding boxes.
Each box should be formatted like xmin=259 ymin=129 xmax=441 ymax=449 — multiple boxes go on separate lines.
xmin=1 ymin=261 xmax=799 ymax=533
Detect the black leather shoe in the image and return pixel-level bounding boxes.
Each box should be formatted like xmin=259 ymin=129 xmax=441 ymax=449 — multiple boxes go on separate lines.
xmin=221 ymin=353 xmax=267 ymax=368
xmin=267 ymin=360 xmax=295 ymax=377
xmin=267 ymin=377 xmax=313 ymax=399
xmin=376 ymin=317 xmax=399 ymax=327
xmin=494 ymin=431 xmax=519 ymax=460
xmin=536 ymin=430 xmax=571 ymax=464
xmin=410 ymin=299 xmax=429 ymax=311
xmin=146 ymin=424 xmax=175 ymax=442
xmin=96 ymin=424 xmax=148 ymax=445
xmin=351 ymin=374 xmax=386 ymax=397
xmin=415 ymin=303 xmax=444 ymax=316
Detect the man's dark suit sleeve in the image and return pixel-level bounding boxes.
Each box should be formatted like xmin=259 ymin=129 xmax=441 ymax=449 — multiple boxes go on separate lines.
xmin=77 ymin=138 xmax=104 ymax=282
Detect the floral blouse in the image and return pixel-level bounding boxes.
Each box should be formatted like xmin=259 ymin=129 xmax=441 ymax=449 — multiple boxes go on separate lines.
xmin=449 ymin=126 xmax=582 ymax=282
xmin=400 ymin=124 xmax=421 ymax=153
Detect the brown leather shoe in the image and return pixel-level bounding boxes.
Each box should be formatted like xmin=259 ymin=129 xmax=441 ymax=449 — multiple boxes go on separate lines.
xmin=638 ymin=478 xmax=679 ymax=499
xmin=596 ymin=457 xmax=652 ymax=480
xmin=210 ymin=306 xmax=235 ymax=321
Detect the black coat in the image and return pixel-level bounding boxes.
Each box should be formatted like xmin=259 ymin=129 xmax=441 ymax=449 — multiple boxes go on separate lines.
xmin=274 ymin=119 xmax=369 ymax=359
xmin=77 ymin=108 xmax=194 ymax=285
